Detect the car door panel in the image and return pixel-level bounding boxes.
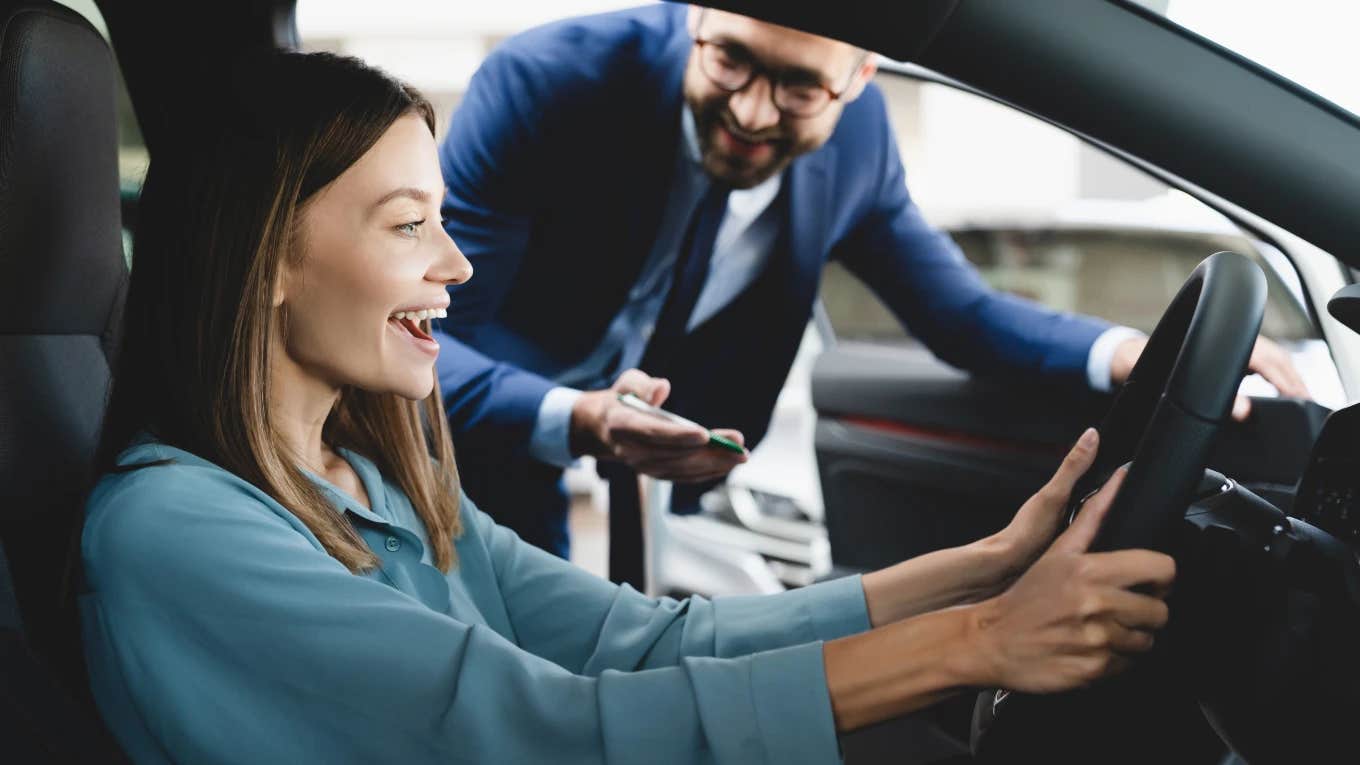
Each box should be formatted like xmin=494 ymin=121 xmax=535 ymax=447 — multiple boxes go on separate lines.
xmin=815 ymin=343 xmax=1329 ymax=570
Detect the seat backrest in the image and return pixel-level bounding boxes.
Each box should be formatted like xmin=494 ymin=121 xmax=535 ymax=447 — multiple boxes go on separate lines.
xmin=0 ymin=0 xmax=127 ymax=702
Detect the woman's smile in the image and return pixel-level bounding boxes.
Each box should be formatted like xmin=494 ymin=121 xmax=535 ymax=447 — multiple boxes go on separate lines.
xmin=387 ymin=314 xmax=440 ymax=357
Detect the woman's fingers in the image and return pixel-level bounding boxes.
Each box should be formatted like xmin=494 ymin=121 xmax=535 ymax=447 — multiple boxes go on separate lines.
xmin=1040 ymin=428 xmax=1099 ymax=506
xmin=1084 ymin=549 xmax=1176 ymax=596
xmin=1103 ymin=623 xmax=1157 ymax=655
xmin=1081 ymin=586 xmax=1171 ymax=631
xmin=1053 ymin=466 xmax=1127 ymax=554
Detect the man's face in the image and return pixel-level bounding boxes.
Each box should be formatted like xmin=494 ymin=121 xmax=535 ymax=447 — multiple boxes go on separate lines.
xmin=682 ymin=8 xmax=874 ymax=189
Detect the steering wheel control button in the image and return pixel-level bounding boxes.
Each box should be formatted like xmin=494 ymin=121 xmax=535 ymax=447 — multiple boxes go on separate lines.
xmin=384 ymin=536 xmax=402 ymax=552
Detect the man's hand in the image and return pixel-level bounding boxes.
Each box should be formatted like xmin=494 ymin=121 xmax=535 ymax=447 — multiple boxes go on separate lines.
xmin=1111 ymin=335 xmax=1310 ymax=421
xmin=569 ymin=369 xmax=748 ymax=483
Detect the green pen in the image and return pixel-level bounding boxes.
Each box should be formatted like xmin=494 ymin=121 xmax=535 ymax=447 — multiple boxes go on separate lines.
xmin=616 ymin=393 xmax=747 ymax=454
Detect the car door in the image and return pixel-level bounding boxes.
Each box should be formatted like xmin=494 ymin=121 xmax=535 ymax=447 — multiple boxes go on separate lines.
xmin=815 ymin=70 xmax=1339 ymax=571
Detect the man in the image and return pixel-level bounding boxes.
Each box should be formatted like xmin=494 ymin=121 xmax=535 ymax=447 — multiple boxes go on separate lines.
xmin=432 ymin=4 xmax=1306 ymax=579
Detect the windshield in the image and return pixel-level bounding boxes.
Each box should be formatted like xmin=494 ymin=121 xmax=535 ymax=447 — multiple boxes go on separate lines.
xmin=1133 ymin=0 xmax=1360 ymax=119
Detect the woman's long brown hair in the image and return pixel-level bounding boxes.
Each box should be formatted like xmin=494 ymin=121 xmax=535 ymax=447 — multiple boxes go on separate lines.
xmin=100 ymin=51 xmax=460 ymax=572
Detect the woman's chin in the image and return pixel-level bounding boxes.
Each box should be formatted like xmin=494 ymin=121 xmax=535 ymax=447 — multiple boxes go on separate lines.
xmin=396 ymin=375 xmax=436 ymax=401
xmin=355 ymin=369 xmax=436 ymax=402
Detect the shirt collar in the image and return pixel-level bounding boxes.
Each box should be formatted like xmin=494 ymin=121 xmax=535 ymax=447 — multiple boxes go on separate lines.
xmin=681 ymin=104 xmax=703 ymax=165
xmin=118 ymin=434 xmax=394 ymax=527
xmin=301 ymin=447 xmax=390 ymax=526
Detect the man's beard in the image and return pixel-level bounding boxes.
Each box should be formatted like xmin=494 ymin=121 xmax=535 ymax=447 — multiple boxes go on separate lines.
xmin=691 ymin=100 xmax=804 ymax=189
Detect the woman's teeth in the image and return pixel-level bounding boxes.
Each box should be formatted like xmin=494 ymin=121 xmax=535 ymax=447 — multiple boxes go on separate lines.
xmin=391 ymin=308 xmax=447 ymax=321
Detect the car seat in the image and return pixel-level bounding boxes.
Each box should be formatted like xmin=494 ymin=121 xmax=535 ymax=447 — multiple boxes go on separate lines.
xmin=0 ymin=0 xmax=129 ymax=759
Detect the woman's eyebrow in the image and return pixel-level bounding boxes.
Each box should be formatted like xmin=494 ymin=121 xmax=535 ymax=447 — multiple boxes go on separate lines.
xmin=372 ymin=187 xmax=433 ymax=209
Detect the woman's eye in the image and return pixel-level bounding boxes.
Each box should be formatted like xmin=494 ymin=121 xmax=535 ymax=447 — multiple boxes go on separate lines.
xmin=396 ymin=220 xmax=425 ymax=237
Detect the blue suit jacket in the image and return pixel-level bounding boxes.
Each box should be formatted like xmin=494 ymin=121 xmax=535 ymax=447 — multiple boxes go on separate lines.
xmin=433 ymin=4 xmax=1108 ymax=463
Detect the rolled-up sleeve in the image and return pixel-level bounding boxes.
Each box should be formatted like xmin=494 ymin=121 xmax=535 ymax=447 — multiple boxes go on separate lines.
xmin=82 ymin=467 xmax=852 ymax=764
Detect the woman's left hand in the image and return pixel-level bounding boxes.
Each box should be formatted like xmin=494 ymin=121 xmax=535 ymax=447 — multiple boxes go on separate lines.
xmin=859 ymin=428 xmax=1102 ymax=627
xmin=988 ymin=427 xmax=1100 ymax=586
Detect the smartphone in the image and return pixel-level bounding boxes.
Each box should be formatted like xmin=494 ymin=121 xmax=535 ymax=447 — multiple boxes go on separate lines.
xmin=616 ymin=393 xmax=747 ymax=454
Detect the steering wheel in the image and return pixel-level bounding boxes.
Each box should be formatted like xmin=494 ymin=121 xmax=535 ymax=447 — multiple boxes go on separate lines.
xmin=971 ymin=251 xmax=1267 ymax=761
xmin=1070 ymin=250 xmax=1266 ymax=552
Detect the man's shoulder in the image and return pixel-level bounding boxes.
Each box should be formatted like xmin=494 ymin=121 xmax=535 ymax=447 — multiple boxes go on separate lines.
xmin=825 ymin=81 xmax=893 ymax=160
xmin=795 ymin=80 xmax=897 ymax=208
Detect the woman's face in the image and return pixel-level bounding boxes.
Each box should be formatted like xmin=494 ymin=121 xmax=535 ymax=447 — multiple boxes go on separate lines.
xmin=279 ymin=113 xmax=471 ymax=401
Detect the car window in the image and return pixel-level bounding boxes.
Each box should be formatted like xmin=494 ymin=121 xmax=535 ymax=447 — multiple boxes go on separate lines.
xmin=56 ymin=0 xmax=146 ymax=266
xmin=822 ymin=73 xmax=1319 ymax=347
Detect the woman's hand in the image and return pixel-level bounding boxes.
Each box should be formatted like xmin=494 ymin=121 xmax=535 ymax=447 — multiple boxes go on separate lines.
xmin=964 ymin=467 xmax=1175 ymax=693
xmin=826 ymin=456 xmax=1174 ymax=732
xmin=859 ymin=428 xmax=1103 ymax=627
xmin=988 ymin=427 xmax=1101 ymax=588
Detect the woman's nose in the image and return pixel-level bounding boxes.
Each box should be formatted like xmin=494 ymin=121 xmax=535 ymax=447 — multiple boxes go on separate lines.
xmin=431 ymin=226 xmax=473 ymax=286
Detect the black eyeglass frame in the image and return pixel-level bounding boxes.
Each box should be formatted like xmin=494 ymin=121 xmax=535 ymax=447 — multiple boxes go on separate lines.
xmin=691 ymin=9 xmax=870 ymax=119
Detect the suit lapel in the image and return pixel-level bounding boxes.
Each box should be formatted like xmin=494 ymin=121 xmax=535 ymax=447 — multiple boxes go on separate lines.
xmin=784 ymin=144 xmax=836 ymax=314
xmin=622 ymin=26 xmax=690 ymax=268
xmin=678 ymin=144 xmax=837 ymax=341
xmin=663 ymin=146 xmax=838 ymax=437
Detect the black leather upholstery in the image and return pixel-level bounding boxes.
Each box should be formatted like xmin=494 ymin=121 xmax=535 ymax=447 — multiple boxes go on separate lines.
xmin=0 ymin=0 xmax=125 ymax=659
xmin=0 ymin=1 xmax=128 ymax=759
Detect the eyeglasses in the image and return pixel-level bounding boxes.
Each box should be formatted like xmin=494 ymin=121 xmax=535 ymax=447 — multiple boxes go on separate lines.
xmin=692 ymin=10 xmax=868 ymax=119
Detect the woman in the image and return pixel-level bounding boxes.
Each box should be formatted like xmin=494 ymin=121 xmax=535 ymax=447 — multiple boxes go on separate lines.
xmin=82 ymin=51 xmax=1174 ymax=764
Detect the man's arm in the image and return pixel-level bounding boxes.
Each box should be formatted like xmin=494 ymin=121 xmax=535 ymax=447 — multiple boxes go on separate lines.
xmin=833 ymin=120 xmax=1110 ymax=385
xmin=434 ymin=43 xmax=561 ymax=455
xmin=433 ymin=331 xmax=556 ymax=457
xmin=834 ymin=93 xmax=1312 ymax=404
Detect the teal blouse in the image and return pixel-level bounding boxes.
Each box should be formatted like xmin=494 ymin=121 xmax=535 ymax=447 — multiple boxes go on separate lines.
xmin=80 ymin=440 xmax=871 ymax=764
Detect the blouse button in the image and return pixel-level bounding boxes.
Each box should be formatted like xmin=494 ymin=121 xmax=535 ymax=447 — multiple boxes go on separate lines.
xmin=384 ymin=536 xmax=402 ymax=552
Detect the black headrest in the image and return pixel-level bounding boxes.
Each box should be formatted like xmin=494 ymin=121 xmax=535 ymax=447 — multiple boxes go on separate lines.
xmin=0 ymin=1 xmax=125 ymax=337
xmin=0 ymin=0 xmax=126 ymax=666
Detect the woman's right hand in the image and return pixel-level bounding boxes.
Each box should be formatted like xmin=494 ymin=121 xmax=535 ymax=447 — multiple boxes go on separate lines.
xmin=965 ymin=467 xmax=1176 ymax=693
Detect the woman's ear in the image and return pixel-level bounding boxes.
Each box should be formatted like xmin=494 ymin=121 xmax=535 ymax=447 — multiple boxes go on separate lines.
xmin=272 ymin=268 xmax=289 ymax=308
xmin=274 ymin=228 xmax=303 ymax=308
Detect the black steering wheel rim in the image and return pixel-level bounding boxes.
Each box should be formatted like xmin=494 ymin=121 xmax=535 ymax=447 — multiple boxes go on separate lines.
xmin=971 ymin=251 xmax=1267 ymax=761
xmin=1076 ymin=250 xmax=1266 ymax=553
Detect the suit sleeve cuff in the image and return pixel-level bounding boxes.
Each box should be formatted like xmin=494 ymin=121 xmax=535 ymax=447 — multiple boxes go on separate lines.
xmin=527 ymin=386 xmax=584 ymax=468
xmin=1086 ymin=326 xmax=1147 ymax=392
